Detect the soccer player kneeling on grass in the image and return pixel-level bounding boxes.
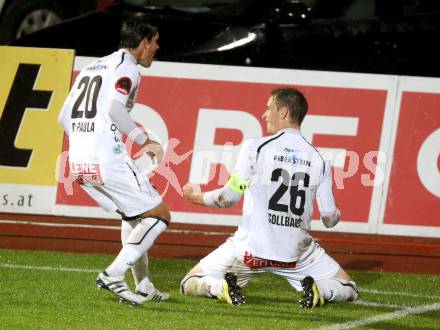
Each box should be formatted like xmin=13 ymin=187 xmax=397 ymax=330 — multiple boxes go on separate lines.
xmin=181 ymin=87 xmax=358 ymax=308
xmin=58 ymin=19 xmax=169 ymax=306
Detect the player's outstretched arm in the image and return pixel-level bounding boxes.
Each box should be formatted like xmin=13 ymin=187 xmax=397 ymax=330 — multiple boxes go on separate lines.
xmin=183 ymin=182 xmax=242 ymax=208
xmin=183 ymin=140 xmax=252 ymax=208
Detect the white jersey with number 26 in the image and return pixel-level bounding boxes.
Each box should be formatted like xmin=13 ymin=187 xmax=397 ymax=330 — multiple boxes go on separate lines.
xmin=59 ymin=49 xmax=140 ymax=165
xmin=231 ymin=128 xmax=338 ymax=262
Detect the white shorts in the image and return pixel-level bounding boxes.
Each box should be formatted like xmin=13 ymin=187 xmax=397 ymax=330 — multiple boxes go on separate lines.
xmin=80 ymin=160 xmax=162 ymax=217
xmin=200 ymin=238 xmax=340 ymax=291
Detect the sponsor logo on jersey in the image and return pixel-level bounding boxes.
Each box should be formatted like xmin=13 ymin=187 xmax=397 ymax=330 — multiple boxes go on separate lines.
xmin=113 ymin=144 xmax=123 ymax=154
xmin=274 ymin=154 xmax=311 ymax=166
xmin=283 ymin=147 xmax=296 ymax=154
xmin=69 ymin=162 xmax=103 ymax=185
xmin=115 ymin=77 xmax=132 ymax=95
xmin=273 ymin=148 xmax=311 ymax=166
xmin=243 ymin=251 xmax=297 ymax=269
xmin=86 ymin=63 xmax=107 ymax=71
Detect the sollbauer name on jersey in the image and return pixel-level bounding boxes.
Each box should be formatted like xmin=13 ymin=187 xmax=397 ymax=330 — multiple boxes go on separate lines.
xmin=268 ymin=212 xmax=302 ymax=227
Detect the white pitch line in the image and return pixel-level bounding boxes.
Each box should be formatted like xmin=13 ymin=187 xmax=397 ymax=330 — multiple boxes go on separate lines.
xmin=1 ymin=263 xmax=439 ymax=302
xmin=314 ymin=303 xmax=440 ymax=330
xmin=359 ymin=288 xmax=440 ymax=300
xmin=0 ymin=263 xmax=101 ymax=273
xmin=353 ymin=299 xmax=404 ymax=309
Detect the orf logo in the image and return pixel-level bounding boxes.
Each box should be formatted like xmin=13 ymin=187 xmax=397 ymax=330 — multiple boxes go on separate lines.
xmin=115 ymin=77 xmax=132 ymax=95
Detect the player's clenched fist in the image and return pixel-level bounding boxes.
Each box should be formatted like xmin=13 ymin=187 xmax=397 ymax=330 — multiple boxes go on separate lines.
xmin=183 ymin=183 xmax=204 ymax=205
xmin=144 ymin=139 xmax=164 ymax=164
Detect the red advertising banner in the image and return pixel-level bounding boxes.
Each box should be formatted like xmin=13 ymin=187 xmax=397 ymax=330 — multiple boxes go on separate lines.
xmin=2 ymin=53 xmax=439 ymax=237
xmin=56 ymin=74 xmax=388 ymax=224
xmin=384 ymin=91 xmax=440 ymax=227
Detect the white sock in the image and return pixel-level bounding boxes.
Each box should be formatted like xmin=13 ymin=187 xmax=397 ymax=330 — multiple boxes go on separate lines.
xmin=316 ymin=278 xmax=359 ymax=302
xmin=105 ymin=245 xmax=139 ymax=278
xmin=131 ymin=252 xmax=155 ymax=293
xmin=106 ymin=217 xmax=167 ymax=278
xmin=180 ymin=273 xmax=224 ymax=298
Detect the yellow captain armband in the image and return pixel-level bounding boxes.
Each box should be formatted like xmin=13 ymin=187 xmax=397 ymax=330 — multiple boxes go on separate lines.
xmin=227 ymin=172 xmax=250 ymax=194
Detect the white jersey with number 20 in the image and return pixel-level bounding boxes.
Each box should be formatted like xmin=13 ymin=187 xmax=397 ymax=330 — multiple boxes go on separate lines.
xmin=59 ymin=49 xmax=140 ymax=165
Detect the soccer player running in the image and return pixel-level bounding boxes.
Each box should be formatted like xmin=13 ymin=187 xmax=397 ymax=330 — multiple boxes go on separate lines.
xmin=181 ymin=87 xmax=358 ymax=308
xmin=58 ymin=19 xmax=170 ymax=305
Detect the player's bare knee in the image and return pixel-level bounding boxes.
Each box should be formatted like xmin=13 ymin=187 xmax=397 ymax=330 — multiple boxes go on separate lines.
xmin=140 ymin=202 xmax=171 ymax=224
xmin=335 ymin=269 xmax=358 ymax=301
xmin=185 ymin=263 xmax=204 ymax=278
xmin=160 ymin=206 xmax=171 ymax=223
xmin=155 ymin=202 xmax=171 ymax=223
xmin=335 ymin=267 xmax=353 ymax=282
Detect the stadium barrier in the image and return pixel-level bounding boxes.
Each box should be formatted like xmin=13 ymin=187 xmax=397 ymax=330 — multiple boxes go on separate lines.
xmin=0 ymin=46 xmax=439 ymax=240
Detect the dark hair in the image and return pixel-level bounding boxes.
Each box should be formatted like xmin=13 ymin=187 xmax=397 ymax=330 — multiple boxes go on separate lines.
xmin=119 ymin=17 xmax=158 ymax=49
xmin=270 ymin=87 xmax=308 ymax=125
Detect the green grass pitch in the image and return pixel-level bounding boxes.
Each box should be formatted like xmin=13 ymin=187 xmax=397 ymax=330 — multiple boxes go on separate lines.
xmin=1 ymin=249 xmax=439 ymax=329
